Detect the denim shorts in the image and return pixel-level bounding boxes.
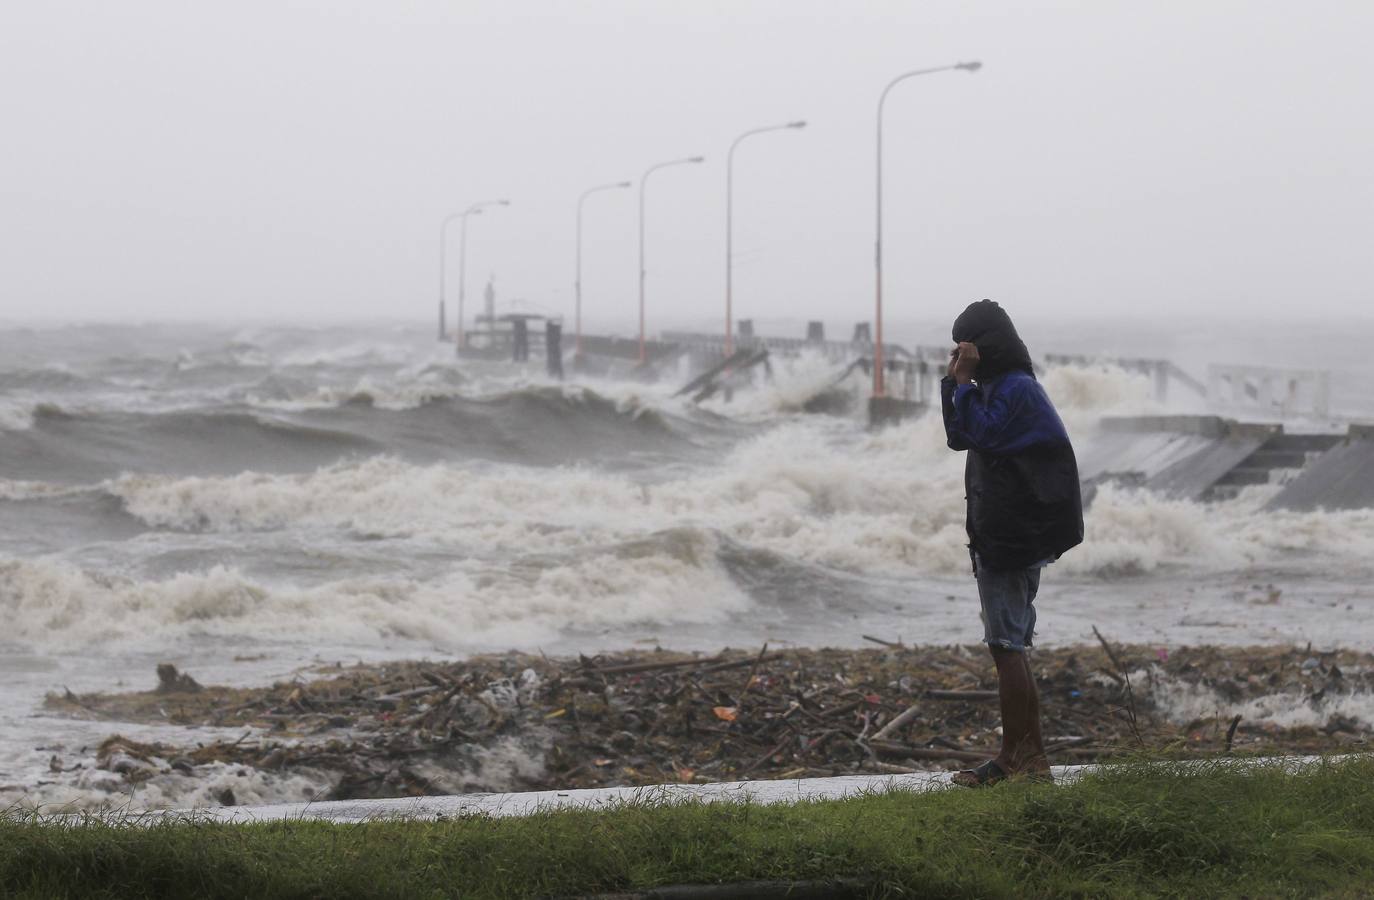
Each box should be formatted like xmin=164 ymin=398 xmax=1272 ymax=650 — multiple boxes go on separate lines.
xmin=975 ymin=558 xmax=1041 ymax=652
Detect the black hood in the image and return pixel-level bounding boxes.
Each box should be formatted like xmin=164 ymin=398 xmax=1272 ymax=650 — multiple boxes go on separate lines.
xmin=951 ymin=299 xmax=1034 ymax=380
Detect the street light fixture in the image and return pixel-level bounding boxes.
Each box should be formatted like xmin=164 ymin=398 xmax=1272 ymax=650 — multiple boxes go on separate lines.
xmin=445 ymin=199 xmax=509 ymax=352
xmin=725 ymin=120 xmax=806 ymax=356
xmin=638 ymin=156 xmax=705 ymax=366
xmin=872 ymin=60 xmax=980 ymax=398
xmin=576 ymin=181 xmax=632 ymax=359
xmin=439 ymin=212 xmax=461 ymax=341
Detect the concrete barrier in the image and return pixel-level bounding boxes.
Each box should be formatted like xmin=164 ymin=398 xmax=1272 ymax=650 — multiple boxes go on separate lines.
xmin=1081 ymin=416 xmax=1276 ymax=500
xmin=1267 ymin=425 xmax=1374 ymax=511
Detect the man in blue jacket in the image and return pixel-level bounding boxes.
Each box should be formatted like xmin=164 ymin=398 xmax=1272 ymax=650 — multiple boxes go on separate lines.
xmin=941 ymin=299 xmax=1083 ymax=787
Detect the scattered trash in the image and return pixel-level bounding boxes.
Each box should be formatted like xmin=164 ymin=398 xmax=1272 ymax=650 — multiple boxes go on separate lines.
xmin=43 ymin=643 xmax=1374 ymax=802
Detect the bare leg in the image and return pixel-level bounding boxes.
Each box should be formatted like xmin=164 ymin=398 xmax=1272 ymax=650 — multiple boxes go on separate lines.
xmin=990 ymin=646 xmax=1049 ymax=775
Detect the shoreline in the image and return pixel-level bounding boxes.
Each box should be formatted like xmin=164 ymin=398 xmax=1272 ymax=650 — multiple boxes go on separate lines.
xmin=18 ymin=641 xmax=1373 ymax=813
xmin=95 ymin=753 xmax=1360 ymax=824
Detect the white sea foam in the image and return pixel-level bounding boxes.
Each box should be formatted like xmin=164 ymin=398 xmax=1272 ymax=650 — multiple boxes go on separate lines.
xmin=0 ymin=527 xmax=751 ymax=649
xmin=1 ymin=730 xmax=555 ymax=812
xmin=100 ymin=402 xmax=1374 ymax=590
xmin=276 ymin=341 xmax=433 ymax=368
xmin=3 ymin=759 xmax=334 ymax=814
xmin=0 ymin=479 xmax=87 ymax=501
xmin=8 ymin=351 xmax=1374 ymax=655
xmin=233 ymin=368 xmax=693 ymax=420
xmin=1143 ymin=669 xmax=1374 ymax=731
xmin=698 ymin=350 xmax=863 ymax=419
xmin=0 ymin=399 xmax=36 ymax=431
xmin=1041 ymin=364 xmax=1160 ymax=420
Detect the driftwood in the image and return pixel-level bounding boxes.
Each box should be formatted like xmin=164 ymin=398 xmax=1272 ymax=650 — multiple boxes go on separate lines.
xmin=585 ymin=653 xmax=785 ymax=676
xmin=44 ymin=643 xmax=1365 ymax=801
xmin=869 ymin=702 xmax=921 ymax=742
xmin=868 ymin=739 xmax=988 ymax=764
xmin=1093 ymin=625 xmax=1144 ymax=745
xmin=1225 ymin=715 xmax=1243 ymax=753
xmin=925 ymin=689 xmax=999 ymax=702
xmin=155 ymin=664 xmax=202 ymax=694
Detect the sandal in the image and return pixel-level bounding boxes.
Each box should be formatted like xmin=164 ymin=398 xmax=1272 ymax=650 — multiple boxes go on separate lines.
xmin=952 ymin=759 xmax=1008 ymax=788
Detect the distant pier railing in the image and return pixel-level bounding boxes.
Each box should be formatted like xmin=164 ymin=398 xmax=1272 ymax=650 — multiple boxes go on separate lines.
xmin=1208 ymin=364 xmax=1331 ymax=418
xmin=659 ymin=329 xmax=912 ymax=366
xmin=660 ymin=329 xmax=932 ymax=407
xmin=1043 ymin=353 xmax=1208 ymax=404
xmin=457 ymin=320 xmax=1339 ymax=423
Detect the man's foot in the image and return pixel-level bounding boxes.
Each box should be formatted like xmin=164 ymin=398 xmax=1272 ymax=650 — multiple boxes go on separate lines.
xmin=951 ymin=759 xmax=1008 ymax=788
xmin=951 ymin=758 xmax=1054 ymax=788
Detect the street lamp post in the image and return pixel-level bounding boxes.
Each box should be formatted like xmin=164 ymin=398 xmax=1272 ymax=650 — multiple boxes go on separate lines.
xmin=725 ymin=121 xmax=806 ymax=356
xmin=872 ymin=61 xmax=980 ymax=397
xmin=638 ymin=156 xmax=704 ymax=366
xmin=576 ymin=181 xmax=631 ymax=359
xmin=454 ymin=199 xmax=510 ymax=352
xmin=439 ymin=212 xmax=461 ymax=341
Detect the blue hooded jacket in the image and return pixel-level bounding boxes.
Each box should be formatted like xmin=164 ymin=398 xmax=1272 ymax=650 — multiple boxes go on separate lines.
xmin=941 ymin=301 xmax=1083 ymax=572
xmin=943 ymin=371 xmax=1073 ymax=456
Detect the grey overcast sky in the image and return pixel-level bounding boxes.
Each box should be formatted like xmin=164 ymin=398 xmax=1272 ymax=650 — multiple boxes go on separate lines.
xmin=1 ymin=0 xmax=1371 ymax=325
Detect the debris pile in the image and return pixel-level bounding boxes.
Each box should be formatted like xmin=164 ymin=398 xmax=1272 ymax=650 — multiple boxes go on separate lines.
xmin=44 ymin=643 xmax=1374 ymax=802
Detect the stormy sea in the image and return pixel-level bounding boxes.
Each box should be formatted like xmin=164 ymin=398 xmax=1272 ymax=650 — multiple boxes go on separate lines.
xmin=3 ymin=317 xmax=1373 ymax=809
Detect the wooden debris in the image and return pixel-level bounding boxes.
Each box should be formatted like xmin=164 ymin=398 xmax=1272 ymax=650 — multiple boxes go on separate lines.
xmin=40 ymin=643 xmax=1374 ymax=802
xmin=155 ymin=664 xmax=202 ymax=694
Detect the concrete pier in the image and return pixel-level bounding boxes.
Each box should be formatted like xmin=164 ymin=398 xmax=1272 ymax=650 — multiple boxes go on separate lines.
xmin=1081 ymin=416 xmax=1276 ymax=500
xmin=1268 ymin=425 xmax=1374 ymax=511
xmin=1082 ymin=415 xmax=1359 ymax=504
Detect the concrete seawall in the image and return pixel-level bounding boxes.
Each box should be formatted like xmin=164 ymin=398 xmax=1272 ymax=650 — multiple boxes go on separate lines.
xmin=1268 ymin=425 xmax=1374 ymax=511
xmin=1081 ymin=416 xmax=1276 ymax=500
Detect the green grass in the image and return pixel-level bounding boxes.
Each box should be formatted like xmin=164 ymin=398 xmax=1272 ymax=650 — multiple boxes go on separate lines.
xmin=5 ymin=756 xmax=1374 ymax=899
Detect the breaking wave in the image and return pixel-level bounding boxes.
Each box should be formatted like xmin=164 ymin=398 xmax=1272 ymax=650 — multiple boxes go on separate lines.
xmin=0 ymin=365 xmax=99 ymax=392
xmin=76 ymin=412 xmax=1374 ymax=584
xmin=4 ymin=325 xmax=1373 ymax=655
xmin=0 ymin=526 xmax=753 ymax=650
xmin=0 ymin=385 xmax=721 ymax=483
xmin=0 ymin=407 xmax=384 ymax=483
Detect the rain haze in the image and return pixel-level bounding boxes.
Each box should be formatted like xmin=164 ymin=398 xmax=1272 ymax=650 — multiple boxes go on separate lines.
xmin=3 ymin=1 xmax=1374 ymax=823
xmin=2 ymin=0 xmax=1372 ymax=326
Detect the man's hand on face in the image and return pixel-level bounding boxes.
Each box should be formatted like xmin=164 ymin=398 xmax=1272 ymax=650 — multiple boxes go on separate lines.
xmin=952 ymin=341 xmax=980 ymax=384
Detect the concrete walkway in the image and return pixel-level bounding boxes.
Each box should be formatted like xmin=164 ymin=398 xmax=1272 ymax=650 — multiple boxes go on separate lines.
xmin=152 ymin=768 xmax=1024 ymax=823
xmin=144 ymin=756 xmax=1342 ymax=824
